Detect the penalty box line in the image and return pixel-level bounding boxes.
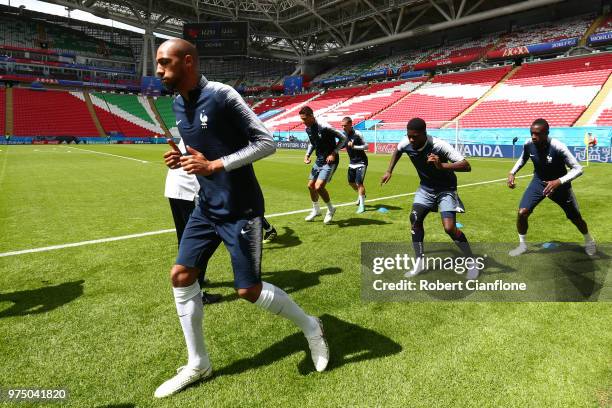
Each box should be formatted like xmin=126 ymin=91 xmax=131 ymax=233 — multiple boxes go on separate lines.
xmin=0 ymin=174 xmax=530 ymax=258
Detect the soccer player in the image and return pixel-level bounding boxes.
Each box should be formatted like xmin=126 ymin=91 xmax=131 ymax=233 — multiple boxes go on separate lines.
xmin=155 ymin=39 xmax=328 ymax=398
xmin=507 ymin=118 xmax=596 ymax=256
xmin=165 ymin=137 xmax=221 ymax=304
xmin=341 ymin=117 xmax=368 ymax=214
xmin=299 ymin=106 xmax=347 ymax=224
xmin=381 ymin=118 xmax=476 ymax=278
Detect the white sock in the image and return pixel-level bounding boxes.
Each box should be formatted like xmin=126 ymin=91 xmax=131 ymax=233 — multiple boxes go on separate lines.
xmin=312 ymin=201 xmax=320 ymax=212
xmin=255 ymin=281 xmax=318 ymax=337
xmin=173 ymin=282 xmax=210 ymax=370
xmin=325 ymin=201 xmax=334 ymax=211
xmin=583 ymin=233 xmax=594 ymax=242
xmin=518 ymin=234 xmax=527 ymax=245
xmin=358 ymin=194 xmax=365 ymax=205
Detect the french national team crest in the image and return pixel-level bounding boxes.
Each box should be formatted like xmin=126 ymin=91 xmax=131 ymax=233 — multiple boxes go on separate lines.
xmin=200 ymin=112 xmax=208 ymax=129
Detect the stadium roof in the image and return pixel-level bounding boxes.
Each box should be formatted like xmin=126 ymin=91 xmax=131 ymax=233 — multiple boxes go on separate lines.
xmin=41 ymin=0 xmax=564 ymax=60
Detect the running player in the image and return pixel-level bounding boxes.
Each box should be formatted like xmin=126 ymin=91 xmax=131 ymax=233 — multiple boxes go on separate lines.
xmin=299 ymin=106 xmax=346 ymax=224
xmin=154 ymin=39 xmax=328 ymax=398
xmin=381 ymin=118 xmax=476 ymax=278
xmin=507 ymin=118 xmax=596 ymax=256
xmin=341 ymin=117 xmax=368 ymax=214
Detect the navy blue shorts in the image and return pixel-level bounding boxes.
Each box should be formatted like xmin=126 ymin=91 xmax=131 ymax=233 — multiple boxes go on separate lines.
xmin=176 ymin=205 xmax=262 ymax=289
xmin=347 ymin=165 xmax=367 ymax=185
xmin=309 ymin=161 xmax=337 ymax=182
xmin=519 ymin=179 xmax=581 ymax=219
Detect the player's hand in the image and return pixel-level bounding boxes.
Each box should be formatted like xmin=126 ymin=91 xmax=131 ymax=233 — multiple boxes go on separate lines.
xmin=543 ymin=179 xmax=561 ymax=196
xmin=304 ymin=155 xmax=311 ymax=164
xmin=347 ymin=140 xmax=354 ymax=148
xmin=326 ymin=153 xmax=336 ymax=164
xmin=164 ymin=149 xmax=182 ymax=169
xmin=427 ymin=153 xmax=443 ymax=170
xmin=180 ymin=145 xmax=223 ymax=176
xmin=507 ymin=173 xmax=516 ymax=189
xmin=381 ymin=171 xmax=392 ymax=185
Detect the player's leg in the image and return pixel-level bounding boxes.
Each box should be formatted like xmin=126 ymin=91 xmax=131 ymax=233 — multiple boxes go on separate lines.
xmin=168 ymin=197 xmax=194 ymax=246
xmin=315 ymin=163 xmax=337 ymax=224
xmin=221 ymin=216 xmax=329 ymax=372
xmin=550 ymin=188 xmax=596 ymax=255
xmin=406 ymin=196 xmax=431 ymax=277
xmin=305 ymin=165 xmax=322 ymax=221
xmin=262 ymin=216 xmax=277 ymax=243
xmin=355 ymin=166 xmax=367 ymax=214
xmin=155 ymin=209 xmax=221 ymax=398
xmin=510 ymin=180 xmax=545 ymax=256
xmin=169 ymin=198 xmax=220 ymax=303
xmin=348 ymin=168 xmax=359 ymax=204
xmin=440 ymin=211 xmax=479 ymax=279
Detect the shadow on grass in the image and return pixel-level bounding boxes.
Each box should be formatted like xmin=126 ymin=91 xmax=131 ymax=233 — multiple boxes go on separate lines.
xmin=0 ymin=280 xmax=84 ymax=318
xmin=216 ymin=314 xmax=402 ymax=377
xmin=95 ymin=404 xmax=135 ymax=408
xmin=264 ymin=226 xmax=302 ymax=250
xmin=333 ymin=218 xmax=391 ymax=228
xmin=205 ymin=267 xmax=342 ymax=303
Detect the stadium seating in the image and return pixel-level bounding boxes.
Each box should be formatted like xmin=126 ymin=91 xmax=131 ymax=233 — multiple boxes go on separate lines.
xmin=460 ymin=54 xmax=612 ymax=127
xmin=0 ymin=14 xmax=133 ymax=61
xmin=251 ymin=92 xmax=317 ymax=115
xmin=264 ymin=86 xmax=368 ymax=131
xmin=154 ymin=96 xmax=176 ymax=131
xmin=422 ymin=36 xmax=497 ymax=63
xmin=595 ymin=14 xmax=612 ymax=33
xmin=493 ymin=15 xmax=593 ymax=49
xmin=12 ymin=88 xmax=100 ymax=136
xmin=370 ymin=67 xmax=511 ymax=126
xmin=307 ymin=79 xmax=426 ymax=128
xmin=591 ymin=87 xmax=612 ymax=126
xmin=0 ymin=88 xmax=5 ymax=136
xmin=89 ymin=92 xmax=163 ymax=137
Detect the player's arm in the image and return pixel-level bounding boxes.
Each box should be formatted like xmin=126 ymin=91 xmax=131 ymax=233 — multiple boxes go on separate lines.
xmin=304 ymin=143 xmax=314 ymax=164
xmin=543 ymin=141 xmax=583 ymax=196
xmin=508 ymin=142 xmax=529 ymax=188
xmin=381 ymin=149 xmax=403 ymax=185
xmin=429 ymin=140 xmax=470 ymax=172
xmin=351 ymin=134 xmax=368 ymax=151
xmin=218 ymin=87 xmax=276 ymax=172
xmin=326 ymin=127 xmax=347 ymax=163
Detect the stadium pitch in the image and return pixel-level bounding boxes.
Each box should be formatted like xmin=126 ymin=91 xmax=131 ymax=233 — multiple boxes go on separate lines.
xmin=0 ymin=145 xmax=610 ymax=407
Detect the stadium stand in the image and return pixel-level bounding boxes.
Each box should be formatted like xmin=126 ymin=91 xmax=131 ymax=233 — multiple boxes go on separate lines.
xmin=0 ymin=13 xmax=133 ymax=62
xmin=305 ymin=78 xmax=426 ymax=128
xmin=460 ymin=54 xmax=612 ymax=127
xmin=251 ymin=92 xmax=317 ymax=115
xmin=12 ymin=88 xmax=100 ymax=136
xmin=492 ymin=15 xmax=594 ymax=49
xmin=370 ymin=66 xmax=511 ymax=126
xmin=594 ymin=14 xmax=612 ymax=33
xmin=88 ymin=92 xmax=164 ymax=137
xmin=265 ymin=86 xmax=368 ymax=131
xmin=421 ymin=36 xmax=497 ymax=63
xmin=0 ymin=88 xmax=5 ymax=136
xmin=154 ymin=96 xmax=177 ymax=132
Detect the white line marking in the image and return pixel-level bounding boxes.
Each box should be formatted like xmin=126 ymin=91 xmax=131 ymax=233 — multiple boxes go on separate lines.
xmin=0 ymin=174 xmax=530 ymax=257
xmin=68 ymin=147 xmax=149 ymax=163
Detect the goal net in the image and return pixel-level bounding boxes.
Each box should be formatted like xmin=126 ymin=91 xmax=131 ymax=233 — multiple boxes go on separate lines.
xmin=371 ymin=120 xmax=468 ymax=154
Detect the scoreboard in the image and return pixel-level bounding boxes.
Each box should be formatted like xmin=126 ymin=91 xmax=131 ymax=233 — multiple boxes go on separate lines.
xmin=183 ymin=22 xmax=248 ymax=57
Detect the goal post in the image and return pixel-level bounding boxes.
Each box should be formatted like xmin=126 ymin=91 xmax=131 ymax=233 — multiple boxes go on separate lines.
xmin=371 ymin=119 xmax=461 ymax=154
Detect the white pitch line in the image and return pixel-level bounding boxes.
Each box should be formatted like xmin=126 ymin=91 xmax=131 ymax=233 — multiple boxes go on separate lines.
xmin=0 ymin=174 xmax=530 ymax=258
xmin=68 ymin=147 xmax=149 ymax=163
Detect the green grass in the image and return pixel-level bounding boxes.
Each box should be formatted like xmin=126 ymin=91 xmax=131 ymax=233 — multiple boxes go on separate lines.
xmin=0 ymin=145 xmax=610 ymax=407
